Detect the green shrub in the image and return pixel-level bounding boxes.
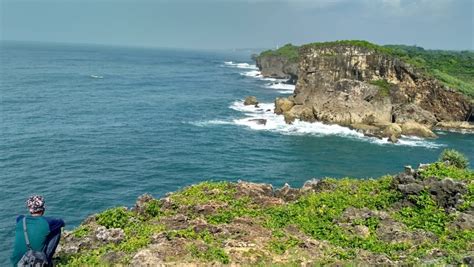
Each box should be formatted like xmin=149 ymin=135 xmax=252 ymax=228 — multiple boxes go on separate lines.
xmin=439 ymin=149 xmax=469 ymax=169
xmin=419 ymin=162 xmax=474 ymax=180
xmin=96 ymin=207 xmax=131 ymax=229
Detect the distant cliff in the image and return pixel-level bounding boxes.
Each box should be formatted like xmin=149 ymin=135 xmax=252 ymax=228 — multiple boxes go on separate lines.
xmin=257 ymin=41 xmax=473 ymax=141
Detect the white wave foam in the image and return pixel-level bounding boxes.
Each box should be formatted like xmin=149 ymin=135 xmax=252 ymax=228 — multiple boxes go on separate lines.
xmin=188 ymin=120 xmax=233 ymax=127
xmin=224 ymin=61 xmax=258 ymax=70
xmin=90 ymin=75 xmax=103 ymax=79
xmin=229 ymin=100 xmax=443 ymax=148
xmin=264 ymin=82 xmax=295 ymax=92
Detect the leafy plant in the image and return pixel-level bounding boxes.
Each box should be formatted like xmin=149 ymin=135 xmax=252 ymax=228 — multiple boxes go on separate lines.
xmin=96 ymin=207 xmax=131 ymax=229
xmin=439 ymin=149 xmax=469 ymax=169
xmin=419 ymin=162 xmax=474 ymax=180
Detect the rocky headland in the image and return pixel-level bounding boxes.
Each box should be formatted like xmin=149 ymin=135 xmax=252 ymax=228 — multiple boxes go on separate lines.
xmin=255 ymin=41 xmax=474 ymax=142
xmin=55 ymin=151 xmax=473 ymax=266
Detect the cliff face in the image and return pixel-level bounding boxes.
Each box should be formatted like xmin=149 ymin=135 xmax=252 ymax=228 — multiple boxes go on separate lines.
xmin=256 ymin=55 xmax=298 ymax=83
xmin=271 ymin=44 xmax=472 ymax=140
xmin=294 ymin=45 xmax=470 ymax=122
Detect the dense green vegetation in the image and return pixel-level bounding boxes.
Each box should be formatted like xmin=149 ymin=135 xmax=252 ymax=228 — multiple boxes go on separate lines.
xmin=258 ymin=43 xmax=299 ymax=62
xmin=258 ymin=40 xmax=474 ymax=98
xmin=59 ymin=150 xmax=474 ymax=266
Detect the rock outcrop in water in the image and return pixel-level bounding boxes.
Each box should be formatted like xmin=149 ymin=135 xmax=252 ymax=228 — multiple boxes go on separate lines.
xmin=257 ymin=41 xmax=473 ymax=141
xmin=55 ymin=159 xmax=474 ymax=266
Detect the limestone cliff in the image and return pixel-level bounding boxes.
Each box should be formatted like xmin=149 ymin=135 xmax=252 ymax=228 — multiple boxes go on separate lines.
xmin=265 ymin=41 xmax=472 ymax=140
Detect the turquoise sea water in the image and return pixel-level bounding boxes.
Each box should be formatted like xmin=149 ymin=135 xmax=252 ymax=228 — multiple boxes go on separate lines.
xmin=1 ymin=42 xmax=473 ymax=263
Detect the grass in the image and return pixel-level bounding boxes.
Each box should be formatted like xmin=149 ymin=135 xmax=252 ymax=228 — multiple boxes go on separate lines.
xmin=419 ymin=162 xmax=474 ymax=180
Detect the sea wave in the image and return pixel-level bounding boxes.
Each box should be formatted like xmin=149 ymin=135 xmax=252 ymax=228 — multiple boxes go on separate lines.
xmin=90 ymin=75 xmax=104 ymax=79
xmin=224 ymin=61 xmax=258 ymax=70
xmin=264 ymin=82 xmax=295 ymax=93
xmin=228 ymin=100 xmax=443 ymax=148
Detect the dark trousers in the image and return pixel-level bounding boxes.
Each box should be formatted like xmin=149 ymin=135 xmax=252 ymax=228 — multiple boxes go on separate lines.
xmin=42 ymin=229 xmax=61 ymax=265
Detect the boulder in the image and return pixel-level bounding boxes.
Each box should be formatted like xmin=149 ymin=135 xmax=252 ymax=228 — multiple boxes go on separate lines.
xmin=283 ymin=105 xmax=314 ymax=124
xmin=392 ymin=103 xmax=438 ymax=126
xmin=249 ymin=119 xmax=267 ymax=125
xmin=244 ymin=96 xmax=258 ymax=106
xmin=274 ymin=97 xmax=294 ymax=115
xmin=400 ymin=121 xmax=437 ymax=138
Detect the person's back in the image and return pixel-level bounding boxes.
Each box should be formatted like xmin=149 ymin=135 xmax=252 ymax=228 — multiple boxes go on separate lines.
xmin=11 ymin=195 xmax=65 ymax=266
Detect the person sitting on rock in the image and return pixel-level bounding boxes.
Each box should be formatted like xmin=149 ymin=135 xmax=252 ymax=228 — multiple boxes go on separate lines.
xmin=11 ymin=195 xmax=65 ymax=266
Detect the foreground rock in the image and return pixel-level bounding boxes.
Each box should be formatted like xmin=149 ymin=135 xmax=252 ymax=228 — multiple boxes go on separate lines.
xmin=56 ymin=162 xmax=474 ymax=266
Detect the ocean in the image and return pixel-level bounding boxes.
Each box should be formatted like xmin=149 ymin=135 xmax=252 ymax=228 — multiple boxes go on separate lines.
xmin=0 ymin=41 xmax=472 ymax=263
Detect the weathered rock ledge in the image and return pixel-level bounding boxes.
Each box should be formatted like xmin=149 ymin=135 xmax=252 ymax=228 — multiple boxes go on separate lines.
xmin=55 ymin=162 xmax=473 ymax=266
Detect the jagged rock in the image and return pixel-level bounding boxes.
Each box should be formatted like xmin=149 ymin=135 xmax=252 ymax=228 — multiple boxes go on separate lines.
xmin=376 ymin=219 xmax=435 ymax=244
xmin=274 ymin=97 xmax=294 ymax=115
xmin=244 ymin=96 xmax=258 ymax=106
xmin=398 ymin=183 xmax=424 ymax=195
xmin=95 ymin=226 xmax=125 ymax=244
xmin=283 ymin=105 xmax=314 ymax=124
xmin=425 ymin=178 xmax=467 ymax=210
xmin=248 ymin=119 xmax=267 ymax=125
xmin=450 ymin=212 xmax=474 ymax=230
xmin=392 ymin=103 xmax=438 ymax=126
xmin=275 ymin=183 xmax=301 ymax=201
xmin=130 ymin=245 xmax=163 ymax=266
xmin=400 ymin=121 xmax=437 ymax=138
xmin=134 ymin=193 xmax=154 ymax=215
xmin=301 ymin=179 xmax=337 ymax=193
xmin=236 ymin=181 xmax=273 ymax=198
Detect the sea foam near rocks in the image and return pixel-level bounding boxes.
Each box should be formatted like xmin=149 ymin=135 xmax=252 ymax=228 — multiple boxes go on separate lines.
xmin=224 ymin=61 xmax=258 ymax=70
xmin=229 ymin=100 xmax=443 ymax=148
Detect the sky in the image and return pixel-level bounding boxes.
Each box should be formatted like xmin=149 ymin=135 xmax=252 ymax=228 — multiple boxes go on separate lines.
xmin=1 ymin=0 xmax=473 ymax=50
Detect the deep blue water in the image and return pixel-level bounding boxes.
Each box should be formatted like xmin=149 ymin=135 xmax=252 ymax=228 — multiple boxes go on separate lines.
xmin=1 ymin=42 xmax=473 ymax=263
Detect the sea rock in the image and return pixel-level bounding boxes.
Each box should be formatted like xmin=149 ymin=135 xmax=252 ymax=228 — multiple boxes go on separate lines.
xmin=275 ymin=183 xmax=301 ymax=201
xmin=244 ymin=96 xmax=258 ymax=106
xmin=283 ymin=105 xmax=314 ymax=124
xmin=400 ymin=121 xmax=437 ymax=138
xmin=434 ymin=121 xmax=474 ymax=134
xmin=249 ymin=119 xmax=267 ymax=125
xmin=274 ymin=97 xmax=294 ymax=115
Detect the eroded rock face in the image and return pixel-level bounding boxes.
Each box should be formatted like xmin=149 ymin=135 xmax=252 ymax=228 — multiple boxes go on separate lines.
xmin=294 ymin=45 xmax=470 ymax=123
xmin=256 ymin=55 xmax=298 ymax=82
xmin=267 ymin=44 xmax=471 ymax=138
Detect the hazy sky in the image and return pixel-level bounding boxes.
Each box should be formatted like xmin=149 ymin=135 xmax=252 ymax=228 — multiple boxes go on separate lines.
xmin=1 ymin=0 xmax=473 ymax=50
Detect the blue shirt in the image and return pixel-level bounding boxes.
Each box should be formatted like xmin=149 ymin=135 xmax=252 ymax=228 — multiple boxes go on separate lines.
xmin=11 ymin=215 xmax=65 ymax=266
